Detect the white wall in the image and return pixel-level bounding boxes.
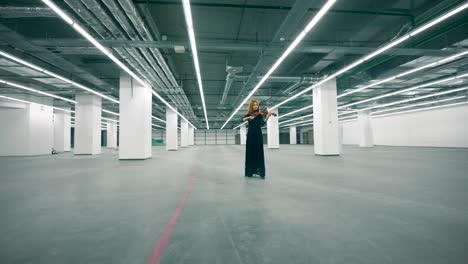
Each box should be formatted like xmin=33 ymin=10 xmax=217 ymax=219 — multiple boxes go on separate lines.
xmin=342 ymin=104 xmax=468 ymax=148
xmin=195 ymin=129 xmax=236 ymax=145
xmin=0 ymin=102 xmax=53 ymax=156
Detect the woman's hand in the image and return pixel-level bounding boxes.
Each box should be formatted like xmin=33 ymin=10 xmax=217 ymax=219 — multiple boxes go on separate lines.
xmin=267 ymin=111 xmax=272 ymax=117
xmin=249 ymin=115 xmax=255 ymax=120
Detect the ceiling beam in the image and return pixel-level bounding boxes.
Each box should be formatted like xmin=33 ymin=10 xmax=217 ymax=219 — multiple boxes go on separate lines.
xmin=29 ymin=39 xmax=460 ymax=57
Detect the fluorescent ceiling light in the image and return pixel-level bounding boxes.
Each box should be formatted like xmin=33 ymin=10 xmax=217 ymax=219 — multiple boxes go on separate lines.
xmin=220 ymin=0 xmax=336 ymax=129
xmin=279 ymin=113 xmax=313 ymax=125
xmin=279 ymin=105 xmax=313 ymax=119
xmin=373 ymin=101 xmax=468 ymax=118
xmin=41 ymin=0 xmax=196 ymax=130
xmin=233 ymin=121 xmax=247 ymax=130
xmin=409 ymin=2 xmax=468 ymax=37
xmin=358 ymin=86 xmax=468 ymax=112
xmin=280 ymin=119 xmax=313 ymax=128
xmin=102 ymin=116 xmax=118 ymax=122
xmin=337 ymin=49 xmax=468 ymax=98
xmin=339 ymin=75 xmax=467 ymax=110
xmin=152 ymin=123 xmax=165 ymax=129
xmin=182 ymin=0 xmax=209 ymax=129
xmin=288 ymin=85 xmax=467 ymax=123
xmin=0 ymin=50 xmax=119 ymax=104
xmin=295 ymin=122 xmax=314 ymax=128
xmin=371 ymin=96 xmax=465 ymax=115
xmin=269 ymin=2 xmax=468 ymax=110
xmin=152 ymin=115 xmax=166 ymax=124
xmin=102 ymin=109 xmax=119 ymax=116
xmin=0 ymin=94 xmax=72 ymax=113
xmin=0 ymin=78 xmax=76 ymax=104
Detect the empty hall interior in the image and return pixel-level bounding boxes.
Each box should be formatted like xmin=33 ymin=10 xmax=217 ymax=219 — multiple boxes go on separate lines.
xmin=0 ymin=0 xmax=468 ymax=263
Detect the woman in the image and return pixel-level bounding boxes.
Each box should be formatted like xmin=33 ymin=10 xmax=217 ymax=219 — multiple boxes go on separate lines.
xmin=242 ymin=100 xmax=272 ymax=179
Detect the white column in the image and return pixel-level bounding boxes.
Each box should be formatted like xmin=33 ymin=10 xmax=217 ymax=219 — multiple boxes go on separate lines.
xmin=240 ymin=125 xmax=247 ymax=145
xmin=299 ymin=128 xmax=304 ymax=144
xmin=181 ymin=119 xmax=189 ymax=147
xmin=358 ymin=110 xmax=374 ymax=147
xmin=313 ymin=77 xmax=340 ymax=155
xmin=106 ymin=121 xmax=118 ymax=149
xmin=74 ymin=94 xmax=101 ymax=155
xmin=0 ymin=96 xmax=53 ymax=156
xmin=119 ymin=72 xmax=152 ymax=159
xmin=289 ymin=126 xmax=297 ymax=144
xmin=53 ymin=109 xmax=71 ymax=152
xmin=267 ymin=109 xmax=280 ymax=149
xmin=166 ymin=107 xmax=178 ymax=151
xmin=189 ymin=127 xmax=195 ymax=146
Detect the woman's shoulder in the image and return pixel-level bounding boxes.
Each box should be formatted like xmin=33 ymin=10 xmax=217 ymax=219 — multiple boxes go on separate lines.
xmin=243 ymin=113 xmax=251 ymax=117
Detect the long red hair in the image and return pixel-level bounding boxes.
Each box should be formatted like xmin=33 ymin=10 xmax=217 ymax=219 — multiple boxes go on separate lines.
xmin=247 ymin=100 xmax=260 ymax=115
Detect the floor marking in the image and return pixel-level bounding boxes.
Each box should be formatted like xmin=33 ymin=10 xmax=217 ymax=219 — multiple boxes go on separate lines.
xmin=146 ymin=166 xmax=200 ymax=264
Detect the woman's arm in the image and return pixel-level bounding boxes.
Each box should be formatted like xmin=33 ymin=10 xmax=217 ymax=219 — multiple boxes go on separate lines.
xmin=263 ymin=111 xmax=272 ymax=123
xmin=242 ymin=115 xmax=253 ymax=122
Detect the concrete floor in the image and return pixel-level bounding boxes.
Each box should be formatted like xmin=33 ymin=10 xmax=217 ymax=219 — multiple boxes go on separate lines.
xmin=0 ymin=145 xmax=467 ymax=264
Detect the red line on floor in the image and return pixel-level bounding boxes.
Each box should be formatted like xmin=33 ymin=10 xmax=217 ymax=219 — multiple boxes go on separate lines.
xmin=146 ymin=166 xmax=200 ymax=264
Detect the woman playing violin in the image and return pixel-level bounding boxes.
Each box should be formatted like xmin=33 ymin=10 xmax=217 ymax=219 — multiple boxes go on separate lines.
xmin=242 ymin=100 xmax=272 ymax=179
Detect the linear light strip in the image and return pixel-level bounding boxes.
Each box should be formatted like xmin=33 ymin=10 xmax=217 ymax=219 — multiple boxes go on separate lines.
xmin=279 ymin=105 xmax=313 ymax=119
xmin=281 ymin=86 xmax=467 ymax=125
xmin=337 ymin=49 xmax=468 ymax=98
xmin=373 ymin=101 xmax=468 ymax=118
xmin=0 ymin=50 xmax=119 ymax=104
xmin=220 ymin=0 xmax=337 ymax=129
xmin=279 ymin=113 xmax=314 ymax=125
xmin=0 ymin=78 xmax=76 ymax=104
xmin=41 ymin=0 xmax=197 ymax=130
xmin=0 ymin=78 xmax=123 ymax=117
xmin=151 ymin=115 xmax=166 ymax=124
xmin=269 ymin=2 xmax=468 ymax=110
xmin=182 ymin=0 xmax=209 ymax=129
xmin=295 ymin=122 xmax=314 ymax=128
xmin=371 ymin=96 xmax=466 ymax=115
xmin=359 ymin=87 xmax=468 ymax=112
xmin=233 ymin=121 xmax=247 ymax=130
xmin=280 ymin=119 xmax=313 ymax=128
xmin=0 ymin=94 xmax=73 ymax=113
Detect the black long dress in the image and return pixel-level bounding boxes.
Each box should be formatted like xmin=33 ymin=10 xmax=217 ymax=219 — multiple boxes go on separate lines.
xmin=244 ymin=113 xmax=266 ymax=177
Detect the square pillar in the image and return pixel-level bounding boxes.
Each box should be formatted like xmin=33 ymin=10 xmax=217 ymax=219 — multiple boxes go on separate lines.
xmin=299 ymin=128 xmax=304 ymax=144
xmin=74 ymin=94 xmax=101 ymax=155
xmin=289 ymin=126 xmax=297 ymax=144
xmin=181 ymin=119 xmax=189 ymax=147
xmin=358 ymin=110 xmax=374 ymax=147
xmin=53 ymin=109 xmax=71 ymax=152
xmin=313 ymin=77 xmax=340 ymax=155
xmin=106 ymin=121 xmax=118 ymax=149
xmin=240 ymin=125 xmax=247 ymax=145
xmin=189 ymin=127 xmax=195 ymax=146
xmin=166 ymin=107 xmax=178 ymax=151
xmin=119 ymin=73 xmax=152 ymax=159
xmin=267 ymin=109 xmax=280 ymax=149
xmin=0 ymin=96 xmax=53 ymax=156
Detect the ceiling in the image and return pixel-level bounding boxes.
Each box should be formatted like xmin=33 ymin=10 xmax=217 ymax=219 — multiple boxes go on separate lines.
xmin=0 ymin=0 xmax=467 ymax=129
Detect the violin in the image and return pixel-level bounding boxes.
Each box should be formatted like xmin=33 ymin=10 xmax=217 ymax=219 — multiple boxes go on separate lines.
xmin=254 ymin=109 xmax=278 ymax=117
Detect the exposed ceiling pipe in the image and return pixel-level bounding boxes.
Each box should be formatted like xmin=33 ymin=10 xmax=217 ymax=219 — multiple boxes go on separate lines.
xmin=116 ymin=0 xmax=196 ymax=120
xmin=234 ymin=75 xmax=319 ymax=83
xmin=67 ymin=0 xmax=186 ymax=114
xmin=220 ymin=66 xmax=243 ymax=105
xmin=0 ymin=7 xmax=55 ymax=18
xmin=65 ymin=0 xmax=157 ymax=87
xmin=282 ymin=81 xmax=304 ymax=95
